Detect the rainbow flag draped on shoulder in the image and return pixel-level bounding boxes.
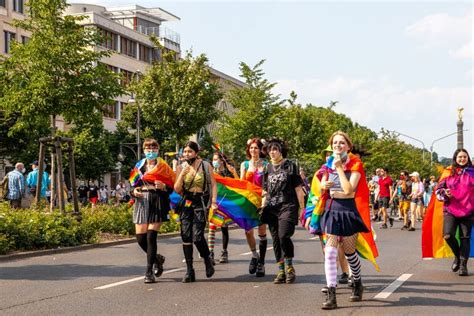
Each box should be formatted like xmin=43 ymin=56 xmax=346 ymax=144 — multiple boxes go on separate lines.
xmin=214 ymin=174 xmax=262 ymax=231
xmin=305 ymin=154 xmax=380 ymax=271
xmin=422 ymin=167 xmax=474 ymax=258
xmin=129 ymin=158 xmax=175 ymax=188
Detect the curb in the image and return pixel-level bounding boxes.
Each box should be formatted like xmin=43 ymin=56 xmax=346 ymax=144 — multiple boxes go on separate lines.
xmin=0 ymin=226 xmax=241 ymax=262
xmin=0 ymin=231 xmax=182 ymax=262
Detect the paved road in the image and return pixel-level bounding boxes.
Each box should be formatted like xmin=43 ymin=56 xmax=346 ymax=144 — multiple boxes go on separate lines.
xmin=1 ymin=220 xmax=473 ymax=315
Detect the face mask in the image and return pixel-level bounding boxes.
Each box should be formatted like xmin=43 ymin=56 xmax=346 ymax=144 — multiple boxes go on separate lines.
xmin=212 ymin=161 xmax=220 ymax=169
xmin=187 ymin=157 xmax=197 ymax=165
xmin=145 ymin=152 xmax=158 ymax=160
xmin=21 ymin=168 xmax=26 ymax=173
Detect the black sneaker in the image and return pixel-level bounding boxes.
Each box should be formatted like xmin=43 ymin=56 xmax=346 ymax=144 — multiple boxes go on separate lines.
xmin=401 ymin=225 xmax=408 ymax=230
xmin=256 ymin=262 xmax=265 ymax=277
xmin=249 ymin=257 xmax=258 ymax=274
xmin=153 ymin=254 xmax=165 ymax=278
xmin=407 ymin=227 xmax=416 ymax=231
xmin=219 ymin=250 xmax=229 ymax=264
xmin=144 ymin=271 xmax=156 ymax=284
xmin=273 ymin=270 xmax=286 ymax=284
xmin=338 ymin=272 xmax=349 ymax=284
xmin=389 ymin=218 xmax=394 ymax=227
xmin=380 ymin=223 xmax=388 ymax=229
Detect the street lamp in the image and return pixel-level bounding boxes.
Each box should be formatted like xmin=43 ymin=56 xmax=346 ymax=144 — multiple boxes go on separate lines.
xmin=128 ymin=70 xmax=142 ymax=160
xmin=430 ymin=129 xmax=469 ymax=166
xmin=390 ymin=130 xmax=426 ymax=162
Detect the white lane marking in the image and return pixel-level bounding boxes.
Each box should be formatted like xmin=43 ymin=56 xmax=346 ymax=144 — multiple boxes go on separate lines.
xmin=240 ymin=247 xmax=273 ymax=256
xmin=423 ymin=258 xmax=433 ymax=260
xmin=374 ymin=273 xmax=413 ymax=299
xmin=94 ymin=268 xmax=185 ymax=290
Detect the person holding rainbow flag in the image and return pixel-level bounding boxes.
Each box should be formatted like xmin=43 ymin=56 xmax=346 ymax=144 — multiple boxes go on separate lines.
xmin=319 ymin=131 xmax=378 ymax=310
xmin=129 ymin=138 xmax=176 ymax=284
xmin=423 ymin=148 xmax=474 ymax=276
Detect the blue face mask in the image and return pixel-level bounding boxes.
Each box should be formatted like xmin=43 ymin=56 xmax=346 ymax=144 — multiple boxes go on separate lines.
xmin=145 ymin=152 xmax=158 ymax=160
xmin=212 ymin=161 xmax=220 ymax=169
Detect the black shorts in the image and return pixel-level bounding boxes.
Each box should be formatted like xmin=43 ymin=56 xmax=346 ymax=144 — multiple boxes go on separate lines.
xmin=378 ymin=196 xmax=390 ymax=208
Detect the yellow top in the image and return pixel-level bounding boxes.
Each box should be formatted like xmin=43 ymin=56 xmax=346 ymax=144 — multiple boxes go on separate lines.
xmin=184 ymin=172 xmax=205 ymax=190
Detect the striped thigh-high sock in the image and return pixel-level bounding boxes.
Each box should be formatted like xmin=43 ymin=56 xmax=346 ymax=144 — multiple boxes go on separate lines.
xmin=208 ymin=223 xmax=216 ymax=252
xmin=324 ymin=246 xmax=338 ymax=287
xmin=345 ymin=252 xmax=361 ymax=281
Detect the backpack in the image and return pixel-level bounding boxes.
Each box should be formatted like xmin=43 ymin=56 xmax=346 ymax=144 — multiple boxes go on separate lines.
xmin=0 ymin=174 xmax=9 ymax=201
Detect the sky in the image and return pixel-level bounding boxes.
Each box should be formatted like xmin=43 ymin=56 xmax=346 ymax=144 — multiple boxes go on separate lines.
xmin=75 ymin=0 xmax=473 ymax=158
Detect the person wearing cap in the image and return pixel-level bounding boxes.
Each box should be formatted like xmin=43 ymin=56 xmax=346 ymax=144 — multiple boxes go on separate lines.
xmin=408 ymin=171 xmax=424 ymax=231
xmin=26 ymin=161 xmax=50 ymax=201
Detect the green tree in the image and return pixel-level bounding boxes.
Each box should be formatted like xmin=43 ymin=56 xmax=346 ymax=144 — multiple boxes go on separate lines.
xmin=216 ymin=60 xmax=283 ymax=161
xmin=129 ymin=44 xmax=223 ymax=151
xmin=0 ymin=0 xmax=123 ymax=136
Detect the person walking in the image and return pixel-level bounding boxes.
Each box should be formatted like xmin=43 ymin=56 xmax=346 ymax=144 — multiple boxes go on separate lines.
xmin=6 ymin=163 xmax=26 ymax=209
xmin=261 ymin=138 xmax=305 ymax=284
xmin=130 ymin=138 xmax=175 ymax=283
xmin=174 ymin=141 xmax=217 ymax=283
xmin=208 ymin=150 xmax=238 ymax=264
xmin=435 ymin=148 xmax=473 ymax=276
xmin=319 ymin=131 xmax=371 ymax=310
xmin=240 ymin=138 xmax=269 ymax=277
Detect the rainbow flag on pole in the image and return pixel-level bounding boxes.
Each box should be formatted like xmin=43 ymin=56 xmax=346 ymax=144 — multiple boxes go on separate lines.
xmin=422 ymin=167 xmax=474 ymax=258
xmin=214 ymin=174 xmax=262 ymax=231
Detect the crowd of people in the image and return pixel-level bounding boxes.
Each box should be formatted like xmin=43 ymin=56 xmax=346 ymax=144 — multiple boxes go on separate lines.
xmin=3 ymin=131 xmax=472 ymax=310
xmin=368 ymin=168 xmax=438 ymax=231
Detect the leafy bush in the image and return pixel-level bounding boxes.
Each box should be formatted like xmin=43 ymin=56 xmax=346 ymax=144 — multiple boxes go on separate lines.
xmin=0 ymin=202 xmax=180 ymax=255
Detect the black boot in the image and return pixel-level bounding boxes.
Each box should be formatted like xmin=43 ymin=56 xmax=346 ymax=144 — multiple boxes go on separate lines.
xmin=209 ymin=251 xmax=216 ymax=266
xmin=321 ymin=286 xmax=337 ymax=310
xmin=144 ymin=265 xmax=156 ymax=283
xmin=349 ymin=279 xmax=364 ymax=301
xmin=204 ymin=255 xmax=215 ymax=278
xmin=459 ymin=258 xmax=468 ymax=276
xmin=153 ymin=254 xmax=165 ymax=277
xmin=182 ymin=244 xmax=196 ymax=283
xmin=451 ymin=257 xmax=460 ymax=272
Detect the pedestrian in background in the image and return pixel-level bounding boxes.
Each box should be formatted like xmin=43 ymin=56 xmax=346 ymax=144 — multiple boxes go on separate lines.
xmin=6 ymin=163 xmax=26 ymax=209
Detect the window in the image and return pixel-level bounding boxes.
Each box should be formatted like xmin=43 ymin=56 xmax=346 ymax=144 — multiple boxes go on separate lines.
xmin=13 ymin=0 xmax=24 ymax=13
xmin=103 ymin=101 xmax=119 ymax=119
xmin=139 ymin=44 xmax=152 ymax=63
xmin=120 ymin=37 xmax=137 ymax=58
xmin=4 ymin=31 xmax=16 ymax=54
xmin=0 ymin=0 xmax=5 ymax=8
xmin=120 ymin=69 xmax=134 ymax=87
xmin=98 ymin=28 xmax=117 ymax=51
xmin=21 ymin=36 xmax=29 ymax=44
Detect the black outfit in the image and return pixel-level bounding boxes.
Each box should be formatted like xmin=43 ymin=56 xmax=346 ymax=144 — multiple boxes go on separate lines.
xmin=78 ymin=185 xmax=89 ymax=204
xmin=88 ymin=185 xmax=99 ymax=198
xmin=261 ymin=159 xmax=302 ymax=261
xmin=443 ymin=212 xmax=474 ymax=260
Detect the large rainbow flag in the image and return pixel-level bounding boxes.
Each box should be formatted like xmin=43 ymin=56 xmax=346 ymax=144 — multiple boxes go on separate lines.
xmin=422 ymin=167 xmax=474 ymax=258
xmin=214 ymin=174 xmax=262 ymax=231
xmin=129 ymin=158 xmax=175 ymax=188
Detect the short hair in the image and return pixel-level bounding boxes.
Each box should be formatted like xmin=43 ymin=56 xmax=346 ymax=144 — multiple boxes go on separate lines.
xmin=143 ymin=138 xmax=159 ymax=150
xmin=184 ymin=141 xmax=200 ymax=153
xmin=245 ymin=138 xmax=266 ymax=159
xmin=328 ymin=131 xmax=353 ymax=151
xmin=264 ymin=137 xmax=288 ymax=158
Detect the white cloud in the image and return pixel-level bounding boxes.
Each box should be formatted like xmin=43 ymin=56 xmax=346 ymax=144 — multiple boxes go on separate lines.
xmin=274 ymin=77 xmax=473 ymax=157
xmin=405 ymin=10 xmax=473 ymax=60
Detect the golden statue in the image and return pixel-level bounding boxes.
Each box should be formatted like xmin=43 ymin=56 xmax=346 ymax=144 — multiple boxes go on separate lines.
xmin=457 ymin=107 xmax=464 ymax=121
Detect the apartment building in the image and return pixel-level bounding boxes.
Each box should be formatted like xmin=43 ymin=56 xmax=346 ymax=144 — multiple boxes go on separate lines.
xmin=0 ymin=0 xmax=29 ymax=56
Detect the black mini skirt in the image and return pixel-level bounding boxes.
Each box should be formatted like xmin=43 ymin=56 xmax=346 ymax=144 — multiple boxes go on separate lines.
xmin=320 ymin=198 xmax=369 ymax=236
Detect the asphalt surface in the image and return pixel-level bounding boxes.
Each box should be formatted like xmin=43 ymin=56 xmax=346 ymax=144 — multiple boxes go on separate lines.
xmin=1 ymin=220 xmax=473 ymax=315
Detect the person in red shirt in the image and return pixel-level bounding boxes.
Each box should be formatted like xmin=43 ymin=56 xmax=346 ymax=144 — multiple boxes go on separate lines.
xmin=376 ymin=168 xmax=394 ymax=229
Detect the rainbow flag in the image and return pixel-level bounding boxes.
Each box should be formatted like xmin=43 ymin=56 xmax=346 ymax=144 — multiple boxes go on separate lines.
xmin=209 ymin=208 xmax=234 ymax=227
xmin=214 ymin=174 xmax=262 ymax=231
xmin=129 ymin=158 xmax=175 ymax=188
xmin=304 ymin=166 xmax=328 ymax=235
xmin=422 ymin=167 xmax=474 ymax=258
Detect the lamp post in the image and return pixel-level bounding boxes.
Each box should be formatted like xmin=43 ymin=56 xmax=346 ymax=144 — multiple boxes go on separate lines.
xmin=430 ymin=129 xmax=469 ymax=166
xmin=128 ymin=70 xmax=142 ymax=160
xmin=391 ymin=130 xmax=426 ymax=162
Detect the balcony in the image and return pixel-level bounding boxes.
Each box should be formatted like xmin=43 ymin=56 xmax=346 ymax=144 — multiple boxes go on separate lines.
xmin=135 ymin=25 xmax=180 ymax=45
